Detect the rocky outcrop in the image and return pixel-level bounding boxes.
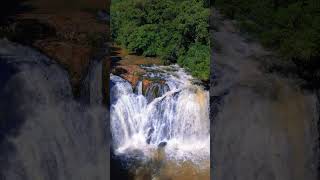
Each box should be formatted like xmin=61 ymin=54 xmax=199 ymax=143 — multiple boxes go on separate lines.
xmin=210 ymin=10 xmax=319 ymax=180
xmin=111 ymin=46 xmax=163 ymax=89
xmin=0 ymin=39 xmax=109 ymax=179
xmin=112 ymin=65 xmax=146 ymax=87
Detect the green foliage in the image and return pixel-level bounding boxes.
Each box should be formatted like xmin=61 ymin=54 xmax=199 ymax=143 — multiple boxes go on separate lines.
xmin=111 ymin=0 xmax=210 ymax=80
xmin=216 ymin=0 xmax=320 ymax=62
xmin=178 ymin=43 xmax=210 ymax=80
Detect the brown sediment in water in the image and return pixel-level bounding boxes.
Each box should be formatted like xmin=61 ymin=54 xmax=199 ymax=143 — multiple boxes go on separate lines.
xmin=133 ymin=160 xmax=210 ymax=180
xmin=196 ymin=88 xmax=207 ymax=109
xmin=131 ymin=149 xmax=210 ymax=180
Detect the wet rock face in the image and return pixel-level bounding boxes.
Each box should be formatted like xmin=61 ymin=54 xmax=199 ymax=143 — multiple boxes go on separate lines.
xmin=144 ymin=82 xmax=169 ymax=102
xmin=158 ymin=141 xmax=167 ymax=148
xmin=210 ymin=11 xmax=319 ymax=180
xmin=0 ymin=40 xmax=109 ymax=179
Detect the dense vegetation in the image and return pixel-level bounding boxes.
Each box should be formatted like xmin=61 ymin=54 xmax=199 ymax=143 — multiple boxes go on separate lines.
xmin=215 ymin=0 xmax=320 ymax=86
xmin=111 ymin=0 xmax=210 ymax=80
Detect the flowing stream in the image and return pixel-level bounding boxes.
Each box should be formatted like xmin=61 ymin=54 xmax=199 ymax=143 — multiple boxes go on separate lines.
xmin=110 ymin=65 xmax=210 ymax=166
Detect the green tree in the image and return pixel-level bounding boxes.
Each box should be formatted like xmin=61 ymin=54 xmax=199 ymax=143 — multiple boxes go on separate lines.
xmin=178 ymin=43 xmax=210 ymax=80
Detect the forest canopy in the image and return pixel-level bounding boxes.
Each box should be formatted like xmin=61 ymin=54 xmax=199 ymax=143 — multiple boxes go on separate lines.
xmin=111 ymin=0 xmax=210 ymax=80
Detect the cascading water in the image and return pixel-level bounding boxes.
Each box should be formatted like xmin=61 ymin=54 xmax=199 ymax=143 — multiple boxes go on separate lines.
xmin=110 ymin=65 xmax=210 ymax=165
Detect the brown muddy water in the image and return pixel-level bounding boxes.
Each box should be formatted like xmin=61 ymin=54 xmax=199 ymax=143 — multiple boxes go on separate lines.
xmin=128 ymin=149 xmax=210 ymax=180
xmin=111 ymin=149 xmax=210 ymax=180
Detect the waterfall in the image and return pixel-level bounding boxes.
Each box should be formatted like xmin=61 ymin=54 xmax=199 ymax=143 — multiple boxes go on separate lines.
xmin=110 ymin=65 xmax=210 ymax=163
